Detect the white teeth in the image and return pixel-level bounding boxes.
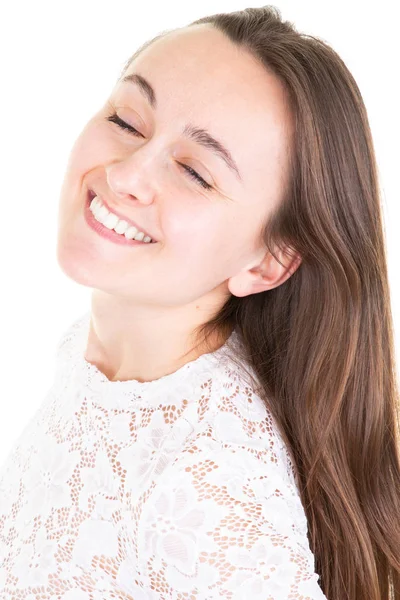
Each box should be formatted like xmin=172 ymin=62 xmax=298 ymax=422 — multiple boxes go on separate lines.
xmin=89 ymin=196 xmax=154 ymax=243
xmin=114 ymin=219 xmax=129 ymax=235
xmin=103 ymin=213 xmax=119 ymax=230
xmin=124 ymin=226 xmax=138 ymax=240
xmin=97 ymin=205 xmax=108 ymax=222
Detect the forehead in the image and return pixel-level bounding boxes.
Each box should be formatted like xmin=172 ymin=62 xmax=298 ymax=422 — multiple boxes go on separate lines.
xmin=118 ymin=25 xmax=292 ymax=195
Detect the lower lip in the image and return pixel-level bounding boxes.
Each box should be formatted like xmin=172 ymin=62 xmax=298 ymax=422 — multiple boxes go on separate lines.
xmin=84 ymin=192 xmax=156 ymax=246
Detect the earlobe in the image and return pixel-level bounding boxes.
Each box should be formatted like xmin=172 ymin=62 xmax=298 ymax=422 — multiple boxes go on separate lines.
xmin=228 ymin=266 xmax=279 ymax=298
xmin=228 ymin=249 xmax=302 ymax=298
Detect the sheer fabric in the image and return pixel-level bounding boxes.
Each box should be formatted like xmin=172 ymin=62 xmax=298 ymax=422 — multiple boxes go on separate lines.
xmin=0 ymin=312 xmax=326 ymax=599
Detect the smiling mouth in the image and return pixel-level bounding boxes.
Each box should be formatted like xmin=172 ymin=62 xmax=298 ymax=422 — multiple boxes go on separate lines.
xmin=86 ymin=189 xmax=157 ymax=243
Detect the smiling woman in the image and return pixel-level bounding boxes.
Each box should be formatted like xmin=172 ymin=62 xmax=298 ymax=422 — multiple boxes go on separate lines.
xmin=0 ymin=5 xmax=399 ymax=600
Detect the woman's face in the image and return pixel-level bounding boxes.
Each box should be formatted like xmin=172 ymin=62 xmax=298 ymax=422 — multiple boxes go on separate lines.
xmin=56 ymin=24 xmax=293 ymax=307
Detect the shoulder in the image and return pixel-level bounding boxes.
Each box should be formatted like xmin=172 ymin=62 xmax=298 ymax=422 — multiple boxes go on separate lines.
xmin=137 ymin=416 xmax=325 ymax=599
xmin=205 ymin=354 xmax=300 ymax=491
xmin=136 ymin=368 xmax=326 ymax=598
xmin=179 ymin=347 xmax=301 ymax=499
xmin=173 ymin=387 xmax=310 ymax=548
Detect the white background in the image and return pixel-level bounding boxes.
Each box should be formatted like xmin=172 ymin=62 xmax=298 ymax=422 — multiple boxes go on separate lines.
xmin=0 ymin=0 xmax=398 ymax=462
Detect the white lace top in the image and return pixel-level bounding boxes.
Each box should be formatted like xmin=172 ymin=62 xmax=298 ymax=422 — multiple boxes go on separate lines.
xmin=0 ymin=311 xmax=327 ymax=599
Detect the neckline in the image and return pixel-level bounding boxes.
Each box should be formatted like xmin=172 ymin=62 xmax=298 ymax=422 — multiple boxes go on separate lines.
xmin=68 ymin=311 xmax=238 ymax=401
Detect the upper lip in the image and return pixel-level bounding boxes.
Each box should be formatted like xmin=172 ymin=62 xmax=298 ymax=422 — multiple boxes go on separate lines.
xmin=88 ymin=189 xmax=157 ymax=241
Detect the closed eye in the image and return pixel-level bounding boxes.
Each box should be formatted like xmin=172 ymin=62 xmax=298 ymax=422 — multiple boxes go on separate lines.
xmin=106 ymin=112 xmax=213 ymax=191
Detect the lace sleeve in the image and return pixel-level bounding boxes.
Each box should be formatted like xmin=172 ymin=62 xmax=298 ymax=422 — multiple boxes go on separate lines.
xmin=137 ymin=436 xmax=327 ymax=600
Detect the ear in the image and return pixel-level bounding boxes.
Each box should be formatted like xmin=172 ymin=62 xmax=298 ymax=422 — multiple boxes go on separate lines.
xmin=228 ymin=246 xmax=302 ymax=298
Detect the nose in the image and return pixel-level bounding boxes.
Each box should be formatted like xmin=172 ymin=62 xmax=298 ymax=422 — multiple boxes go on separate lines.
xmin=105 ymin=157 xmax=155 ymax=205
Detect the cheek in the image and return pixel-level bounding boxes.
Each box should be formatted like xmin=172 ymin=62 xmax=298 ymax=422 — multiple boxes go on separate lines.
xmin=63 ymin=118 xmax=113 ymax=181
xmin=58 ymin=119 xmax=113 ymax=219
xmin=164 ymin=205 xmax=223 ymax=251
xmin=165 ymin=208 xmax=237 ymax=272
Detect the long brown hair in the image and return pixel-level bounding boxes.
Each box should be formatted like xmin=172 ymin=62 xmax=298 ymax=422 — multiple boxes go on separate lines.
xmin=119 ymin=6 xmax=400 ymax=598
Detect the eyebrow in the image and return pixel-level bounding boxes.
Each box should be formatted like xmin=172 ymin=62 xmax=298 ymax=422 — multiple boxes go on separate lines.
xmin=120 ymin=72 xmax=242 ymax=182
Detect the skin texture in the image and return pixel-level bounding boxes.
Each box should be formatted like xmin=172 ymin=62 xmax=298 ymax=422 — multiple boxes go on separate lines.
xmin=56 ymin=23 xmax=301 ymax=383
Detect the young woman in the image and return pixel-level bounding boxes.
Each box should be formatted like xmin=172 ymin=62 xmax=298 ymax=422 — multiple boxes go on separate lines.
xmin=0 ymin=6 xmax=399 ymax=599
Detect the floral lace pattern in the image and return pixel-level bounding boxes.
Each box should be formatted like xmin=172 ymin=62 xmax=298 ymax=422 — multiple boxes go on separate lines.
xmin=0 ymin=311 xmax=326 ymax=599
